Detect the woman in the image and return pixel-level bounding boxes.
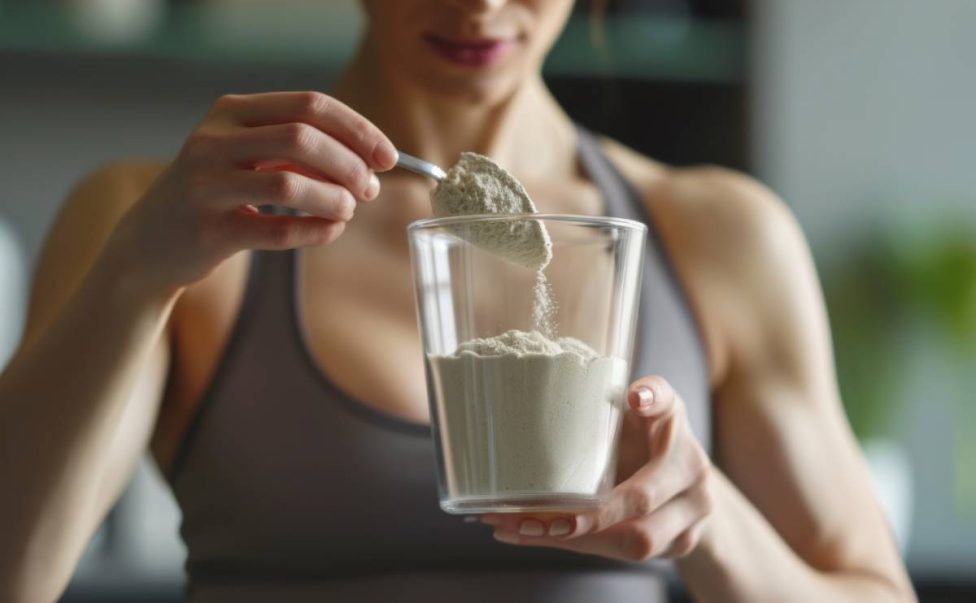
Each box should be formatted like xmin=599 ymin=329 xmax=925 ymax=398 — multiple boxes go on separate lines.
xmin=0 ymin=1 xmax=916 ymax=602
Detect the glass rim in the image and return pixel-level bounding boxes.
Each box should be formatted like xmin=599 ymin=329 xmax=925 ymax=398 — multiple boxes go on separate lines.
xmin=407 ymin=213 xmax=648 ymax=233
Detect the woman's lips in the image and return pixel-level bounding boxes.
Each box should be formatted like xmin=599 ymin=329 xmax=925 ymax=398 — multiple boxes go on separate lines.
xmin=422 ymin=34 xmax=517 ymax=68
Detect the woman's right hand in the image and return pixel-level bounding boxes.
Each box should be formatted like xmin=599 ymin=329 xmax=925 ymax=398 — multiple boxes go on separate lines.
xmin=106 ymin=91 xmax=398 ymax=297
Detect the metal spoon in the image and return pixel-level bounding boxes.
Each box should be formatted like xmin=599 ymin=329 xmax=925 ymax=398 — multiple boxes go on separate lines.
xmin=395 ymin=151 xmax=447 ymax=182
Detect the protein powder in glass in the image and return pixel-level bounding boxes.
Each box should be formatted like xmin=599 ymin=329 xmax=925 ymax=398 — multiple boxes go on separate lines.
xmin=409 ymin=215 xmax=646 ymax=514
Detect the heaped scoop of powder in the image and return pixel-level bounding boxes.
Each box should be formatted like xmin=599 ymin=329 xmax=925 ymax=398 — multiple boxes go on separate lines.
xmin=431 ymin=152 xmax=553 ymax=271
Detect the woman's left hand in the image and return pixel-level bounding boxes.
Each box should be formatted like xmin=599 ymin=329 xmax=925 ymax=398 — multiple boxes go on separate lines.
xmin=481 ymin=376 xmax=714 ymax=562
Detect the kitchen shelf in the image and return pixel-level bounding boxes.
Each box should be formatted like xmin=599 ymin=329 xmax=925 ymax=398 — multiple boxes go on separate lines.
xmin=0 ymin=2 xmax=744 ymax=83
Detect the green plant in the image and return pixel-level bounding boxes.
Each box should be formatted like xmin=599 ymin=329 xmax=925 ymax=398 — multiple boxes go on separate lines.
xmin=823 ymin=217 xmax=976 ymax=441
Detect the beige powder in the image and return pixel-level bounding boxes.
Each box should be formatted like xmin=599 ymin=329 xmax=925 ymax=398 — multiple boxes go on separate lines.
xmin=431 ymin=152 xmax=552 ymax=270
xmin=430 ymin=329 xmax=627 ymax=498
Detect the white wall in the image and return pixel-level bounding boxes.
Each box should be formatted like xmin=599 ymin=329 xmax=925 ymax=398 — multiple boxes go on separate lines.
xmin=753 ymin=0 xmax=976 ymax=250
xmin=752 ymin=0 xmax=976 ymax=576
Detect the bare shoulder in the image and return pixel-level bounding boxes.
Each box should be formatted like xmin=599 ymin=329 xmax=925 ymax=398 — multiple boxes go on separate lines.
xmin=600 ymin=137 xmax=800 ymax=262
xmin=600 ymin=137 xmax=818 ymax=384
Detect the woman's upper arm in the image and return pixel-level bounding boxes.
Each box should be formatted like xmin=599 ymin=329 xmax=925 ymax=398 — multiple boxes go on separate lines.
xmin=21 ymin=161 xmax=171 ymax=508
xmin=652 ymin=167 xmax=910 ymax=587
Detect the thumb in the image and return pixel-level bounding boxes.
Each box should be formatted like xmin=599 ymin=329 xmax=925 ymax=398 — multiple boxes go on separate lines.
xmin=627 ymin=376 xmax=677 ymax=419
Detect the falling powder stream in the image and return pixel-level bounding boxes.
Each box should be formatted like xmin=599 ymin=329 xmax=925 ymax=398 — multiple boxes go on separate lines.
xmin=431 ymin=152 xmax=557 ymax=335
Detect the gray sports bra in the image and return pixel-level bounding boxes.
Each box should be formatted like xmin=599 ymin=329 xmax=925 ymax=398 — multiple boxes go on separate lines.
xmin=168 ymin=126 xmax=711 ymax=603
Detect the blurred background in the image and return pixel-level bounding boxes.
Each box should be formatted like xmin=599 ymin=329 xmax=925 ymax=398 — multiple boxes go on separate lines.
xmin=0 ymin=0 xmax=973 ymax=601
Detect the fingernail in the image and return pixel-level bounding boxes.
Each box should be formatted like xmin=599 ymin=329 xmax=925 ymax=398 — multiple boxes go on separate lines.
xmin=518 ymin=519 xmax=546 ymax=537
xmin=549 ymin=518 xmax=573 ymax=537
xmin=365 ymin=173 xmax=380 ymax=200
xmin=373 ymin=144 xmax=398 ymax=168
xmin=636 ymin=386 xmax=654 ymax=409
xmin=493 ymin=530 xmax=518 ymax=544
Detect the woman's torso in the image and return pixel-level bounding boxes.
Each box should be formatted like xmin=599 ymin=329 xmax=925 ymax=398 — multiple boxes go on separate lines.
xmin=149 ymin=128 xmax=711 ymax=602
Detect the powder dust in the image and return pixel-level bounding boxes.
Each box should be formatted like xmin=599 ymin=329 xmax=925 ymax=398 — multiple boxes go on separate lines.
xmin=432 ymin=152 xmax=556 ymax=335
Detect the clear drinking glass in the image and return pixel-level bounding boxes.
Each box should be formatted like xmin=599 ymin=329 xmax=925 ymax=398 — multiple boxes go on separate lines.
xmin=408 ymin=215 xmax=647 ymax=514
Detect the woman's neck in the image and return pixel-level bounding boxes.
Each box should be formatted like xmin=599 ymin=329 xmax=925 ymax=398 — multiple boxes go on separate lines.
xmin=332 ymin=33 xmax=578 ymax=181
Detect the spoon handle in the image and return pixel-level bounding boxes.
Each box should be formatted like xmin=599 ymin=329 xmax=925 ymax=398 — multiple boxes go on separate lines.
xmin=395 ymin=152 xmax=447 ymax=182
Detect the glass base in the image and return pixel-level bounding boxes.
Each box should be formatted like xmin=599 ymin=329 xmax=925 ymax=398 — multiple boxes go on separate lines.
xmin=441 ymin=493 xmax=605 ymax=515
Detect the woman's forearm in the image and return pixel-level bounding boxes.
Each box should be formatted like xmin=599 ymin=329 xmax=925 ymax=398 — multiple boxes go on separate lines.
xmin=0 ymin=251 xmax=176 ymax=602
xmin=677 ymin=469 xmax=914 ymax=603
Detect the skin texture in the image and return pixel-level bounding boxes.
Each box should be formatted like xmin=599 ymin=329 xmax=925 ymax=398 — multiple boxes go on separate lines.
xmin=0 ymin=1 xmax=916 ymax=602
